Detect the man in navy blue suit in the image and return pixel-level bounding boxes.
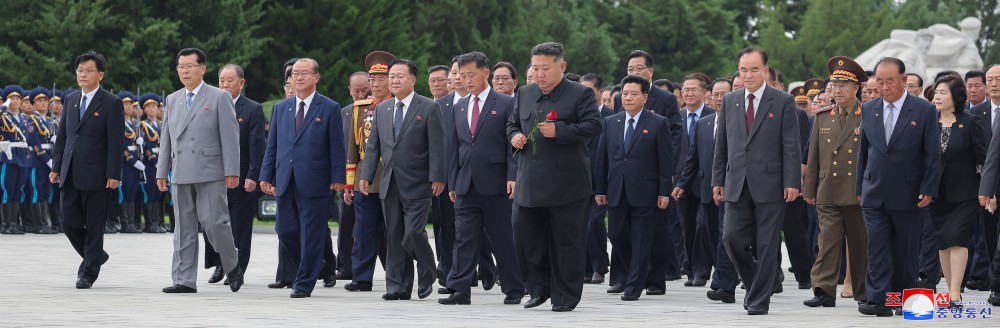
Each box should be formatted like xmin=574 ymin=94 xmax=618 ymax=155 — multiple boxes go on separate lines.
xmin=596 ymin=75 xmax=673 ymax=301
xmin=437 ymin=51 xmax=525 ymax=305
xmin=581 ymin=73 xmax=613 ymax=284
xmin=856 ymin=57 xmax=941 ymax=316
xmin=260 ymin=58 xmax=347 ymax=298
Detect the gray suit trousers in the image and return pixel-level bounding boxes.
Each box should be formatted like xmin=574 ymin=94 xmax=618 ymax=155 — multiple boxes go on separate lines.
xmin=382 ymin=179 xmax=436 ymax=295
xmin=171 ymin=181 xmax=239 ymax=288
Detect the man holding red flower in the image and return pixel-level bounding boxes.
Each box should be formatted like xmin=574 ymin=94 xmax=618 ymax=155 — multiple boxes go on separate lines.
xmin=506 ymin=42 xmax=603 ymax=312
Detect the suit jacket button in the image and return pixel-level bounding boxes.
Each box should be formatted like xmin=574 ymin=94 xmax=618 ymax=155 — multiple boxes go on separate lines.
xmin=191 ymin=138 xmax=195 ymax=141
xmin=290 ymin=159 xmax=293 ymax=163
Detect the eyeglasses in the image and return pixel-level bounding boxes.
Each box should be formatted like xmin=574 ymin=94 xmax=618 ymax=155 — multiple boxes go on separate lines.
xmin=176 ymin=64 xmax=203 ymax=71
xmin=626 ymin=66 xmax=649 ymax=74
xmin=681 ymin=88 xmax=704 ymax=93
xmin=828 ymin=83 xmax=854 ymax=90
xmin=291 ymin=71 xmax=316 ymax=78
xmin=492 ymin=77 xmax=512 ymax=83
xmin=75 ymin=68 xmax=98 ymax=75
xmin=429 ymin=78 xmax=448 ymax=84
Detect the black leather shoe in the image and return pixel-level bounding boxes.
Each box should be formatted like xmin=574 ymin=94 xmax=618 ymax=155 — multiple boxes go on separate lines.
xmin=75 ymin=278 xmax=92 ymax=289
xmin=966 ymin=279 xmax=987 ymax=291
xmin=418 ymin=285 xmax=433 ymax=299
xmin=803 ymin=292 xmax=836 ymax=307
xmin=772 ymin=285 xmax=783 ymax=294
xmin=646 ymin=286 xmax=665 ymax=295
xmin=504 ymin=295 xmax=523 ymax=304
xmin=438 ymin=292 xmax=471 ymax=305
xmin=858 ymin=303 xmax=893 ymax=317
xmin=223 ymin=278 xmax=230 ymax=285
xmin=334 ymin=271 xmax=352 ymax=280
xmin=523 ymin=296 xmax=549 ymax=308
xmin=227 ymin=267 xmax=244 ymax=292
xmin=322 ymin=274 xmax=337 ymax=288
xmin=688 ymin=278 xmax=707 ymax=287
xmin=989 ymin=291 xmax=1000 ymax=306
xmin=747 ymin=307 xmax=768 ymax=315
xmin=590 ymin=273 xmax=605 ymax=284
xmin=551 ymin=305 xmax=573 ymax=312
xmin=438 ymin=287 xmax=455 ymax=294
xmin=290 ymin=290 xmax=311 ymax=298
xmin=707 ymin=289 xmax=736 ymax=303
xmin=621 ymin=294 xmax=639 ymax=301
xmin=684 ymin=278 xmax=695 ymax=286
xmin=382 ymin=292 xmax=411 ymax=300
xmin=606 ymin=283 xmax=624 ymax=293
xmin=916 ymin=278 xmax=938 ymax=289
xmin=583 ymin=275 xmax=593 ymax=283
xmin=798 ymin=282 xmax=811 ymax=290
xmin=162 ymin=284 xmax=197 ymax=293
xmin=268 ymin=281 xmax=292 ymax=289
xmin=893 ymin=307 xmax=902 ymax=316
xmin=482 ymin=271 xmax=497 ymax=291
xmin=664 ymin=274 xmax=681 ymax=281
xmin=344 ymin=281 xmax=373 ymax=291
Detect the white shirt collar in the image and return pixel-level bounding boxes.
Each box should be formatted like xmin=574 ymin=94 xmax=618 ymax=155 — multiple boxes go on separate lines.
xmin=991 ymin=100 xmax=1000 ymax=111
xmin=397 ymin=91 xmax=415 ymax=109
xmin=686 ymin=104 xmax=705 ymax=117
xmin=185 ymin=81 xmax=204 ymax=96
xmin=625 ymin=109 xmax=642 ymax=123
xmin=81 ymin=86 xmax=99 ymax=104
xmin=296 ymin=91 xmax=316 ymax=109
xmin=232 ymin=95 xmax=241 ymax=106
xmin=883 ymin=94 xmax=906 ymax=111
xmin=452 ymin=91 xmax=468 ymax=106
xmin=472 ymin=86 xmax=491 ymax=102
xmin=744 ymin=85 xmax=765 ymax=102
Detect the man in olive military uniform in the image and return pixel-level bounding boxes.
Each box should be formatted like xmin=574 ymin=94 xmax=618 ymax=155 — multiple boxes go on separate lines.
xmin=802 ymin=56 xmax=870 ymax=307
xmin=342 ymin=51 xmax=393 ymax=292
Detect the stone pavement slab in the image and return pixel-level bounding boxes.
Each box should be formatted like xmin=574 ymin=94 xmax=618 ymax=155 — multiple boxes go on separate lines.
xmin=0 ymin=233 xmax=994 ymax=327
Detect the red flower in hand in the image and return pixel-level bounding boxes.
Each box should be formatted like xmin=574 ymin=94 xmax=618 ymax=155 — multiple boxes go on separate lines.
xmin=546 ymin=110 xmax=557 ymax=121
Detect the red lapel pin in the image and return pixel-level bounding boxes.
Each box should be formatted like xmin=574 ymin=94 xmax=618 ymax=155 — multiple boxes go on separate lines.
xmin=768 ymin=113 xmax=775 ymax=118
xmin=491 ymin=111 xmax=497 ymax=115
xmin=416 ymin=115 xmax=423 ymax=121
xmin=911 ymin=121 xmax=917 ymax=126
xmin=238 ymin=118 xmax=244 ymax=123
xmin=642 ymin=129 xmax=649 ymax=134
xmin=315 ymin=118 xmax=321 ymax=123
xmin=203 ymin=106 xmax=209 ymax=111
xmin=959 ymin=124 xmax=964 ymax=128
xmin=94 ymin=112 xmax=100 ymax=117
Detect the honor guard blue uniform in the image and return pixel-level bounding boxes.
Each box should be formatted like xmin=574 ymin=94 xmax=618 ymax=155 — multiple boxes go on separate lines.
xmin=115 ymin=91 xmax=143 ymax=233
xmin=138 ymin=93 xmax=166 ymax=233
xmin=1 ymin=85 xmax=31 ymax=234
xmin=24 ymin=87 xmax=57 ymax=234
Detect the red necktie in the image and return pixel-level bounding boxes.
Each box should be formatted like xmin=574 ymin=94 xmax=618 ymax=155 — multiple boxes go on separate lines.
xmin=746 ymin=94 xmax=755 ymax=133
xmin=470 ymin=96 xmax=481 ymax=135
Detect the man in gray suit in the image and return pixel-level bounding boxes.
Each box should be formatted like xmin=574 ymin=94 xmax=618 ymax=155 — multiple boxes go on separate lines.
xmin=359 ymin=58 xmax=446 ymax=301
xmin=712 ymin=47 xmax=801 ymax=315
xmin=156 ymin=48 xmax=243 ymax=293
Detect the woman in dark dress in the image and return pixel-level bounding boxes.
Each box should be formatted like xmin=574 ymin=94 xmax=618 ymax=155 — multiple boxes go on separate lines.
xmin=930 ymin=75 xmax=987 ymax=307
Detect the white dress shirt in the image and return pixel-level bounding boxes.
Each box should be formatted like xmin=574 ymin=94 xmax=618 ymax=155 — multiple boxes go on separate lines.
xmin=467 ymin=87 xmax=491 ymax=127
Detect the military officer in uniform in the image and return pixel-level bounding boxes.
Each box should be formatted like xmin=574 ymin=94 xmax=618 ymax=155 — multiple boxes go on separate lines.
xmin=792 ymin=87 xmax=810 ymax=114
xmin=1 ymin=85 xmax=32 ymax=235
xmin=343 ymin=51 xmax=393 ymax=292
xmin=115 ymin=91 xmax=143 ymax=234
xmin=138 ymin=93 xmax=167 ymax=233
xmin=802 ymin=56 xmax=870 ymax=308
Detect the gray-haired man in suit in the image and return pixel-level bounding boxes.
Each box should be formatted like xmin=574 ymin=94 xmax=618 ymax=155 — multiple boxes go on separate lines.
xmin=156 ymin=48 xmax=243 ymax=293
xmin=712 ymin=47 xmax=801 ymax=315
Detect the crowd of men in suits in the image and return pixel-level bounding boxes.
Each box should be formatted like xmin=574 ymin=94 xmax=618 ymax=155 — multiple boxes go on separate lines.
xmin=5 ymin=42 xmax=1000 ymax=316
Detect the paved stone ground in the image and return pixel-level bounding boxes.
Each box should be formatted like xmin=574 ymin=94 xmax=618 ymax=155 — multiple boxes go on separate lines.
xmin=0 ymin=232 xmax=994 ymax=327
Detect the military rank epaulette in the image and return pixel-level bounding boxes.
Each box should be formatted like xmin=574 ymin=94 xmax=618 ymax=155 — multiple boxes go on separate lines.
xmin=345 ymin=164 xmax=357 ymax=189
xmin=814 ymin=104 xmax=835 ymax=115
xmin=353 ymin=99 xmax=374 ymax=107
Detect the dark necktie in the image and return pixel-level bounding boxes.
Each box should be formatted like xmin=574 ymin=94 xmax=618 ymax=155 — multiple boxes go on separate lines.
xmin=393 ymin=101 xmax=404 ymax=138
xmin=624 ymin=117 xmax=635 ymax=154
xmin=746 ymin=94 xmax=755 ymax=133
xmin=470 ymin=96 xmax=481 ymax=136
xmin=80 ymin=95 xmax=88 ymax=120
xmin=295 ymin=101 xmax=305 ymax=132
xmin=992 ymin=107 xmax=999 ymax=134
xmin=688 ymin=112 xmax=697 ymax=144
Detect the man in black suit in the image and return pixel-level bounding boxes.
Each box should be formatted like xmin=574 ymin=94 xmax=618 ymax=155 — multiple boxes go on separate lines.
xmin=203 ymin=64 xmax=265 ymax=285
xmin=614 ymin=50 xmax=686 ymax=291
xmin=581 ymin=73 xmax=612 ymax=284
xmin=974 ymin=64 xmax=1000 ymax=306
xmin=712 ymin=48 xmax=801 ymax=315
xmin=675 ymin=74 xmax=717 ymax=287
xmin=856 ymin=57 xmax=941 ymax=316
xmin=968 ymin=67 xmax=997 ymax=292
xmin=596 ymin=75 xmax=673 ymax=301
xmin=49 ymin=51 xmax=125 ymax=289
xmin=506 ymin=42 xmax=603 ymax=312
xmin=437 ymin=52 xmax=525 ymax=305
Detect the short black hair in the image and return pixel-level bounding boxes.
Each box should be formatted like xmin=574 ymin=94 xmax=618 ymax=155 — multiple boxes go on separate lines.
xmin=389 ymin=58 xmax=418 ymax=76
xmin=711 ymin=77 xmax=732 ymax=91
xmin=965 ymin=69 xmax=986 ymax=85
xmin=530 ymin=42 xmax=564 ymax=61
xmin=219 ymin=64 xmax=245 ymax=79
xmin=611 ymin=85 xmax=622 ymax=94
xmin=427 ymin=65 xmax=449 ymax=75
xmin=652 ymin=79 xmax=674 ymax=92
xmin=580 ymin=73 xmax=604 ymax=89
xmin=875 ymin=57 xmax=905 ymax=75
xmin=905 ymin=73 xmax=923 ymax=87
xmin=283 ymin=58 xmax=299 ymax=73
xmin=626 ymin=50 xmax=654 ymax=68
xmin=621 ymin=75 xmax=651 ymax=95
xmin=457 ymin=51 xmax=490 ymax=70
xmin=737 ymin=47 xmax=768 ymax=65
xmin=492 ymin=61 xmax=518 ymax=80
xmin=74 ymin=51 xmax=106 ymax=72
xmin=565 ymin=72 xmax=581 ymax=82
xmin=768 ymin=68 xmax=784 ymax=84
xmin=935 ymin=70 xmax=961 ymax=81
xmin=451 ymin=56 xmax=461 ymax=65
xmin=681 ymin=74 xmax=708 ymax=90
xmin=864 ymin=70 xmax=875 ymax=77
xmin=176 ymin=48 xmax=206 ymax=65
xmin=935 ymin=75 xmax=967 ymax=110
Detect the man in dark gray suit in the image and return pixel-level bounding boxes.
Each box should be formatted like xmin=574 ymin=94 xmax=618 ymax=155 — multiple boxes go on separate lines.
xmin=712 ymin=47 xmax=801 ymax=315
xmin=506 ymin=42 xmax=603 ymax=312
xmin=359 ymin=58 xmax=445 ymax=301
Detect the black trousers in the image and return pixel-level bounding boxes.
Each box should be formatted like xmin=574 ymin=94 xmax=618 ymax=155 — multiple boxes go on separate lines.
xmin=432 ymin=192 xmax=456 ymax=284
xmin=585 ymin=199 xmax=609 ymax=276
xmin=338 ymin=193 xmax=355 ymax=276
xmin=644 ymin=201 xmax=682 ymax=290
xmin=204 ymin=188 xmax=256 ymax=272
xmin=918 ymin=211 xmax=942 ymax=283
xmin=447 ymin=185 xmax=524 ymax=297
xmin=607 ymin=201 xmax=658 ymax=298
xmin=60 ymin=173 xmax=113 ymax=283
xmin=781 ymin=198 xmax=815 ymax=284
xmin=513 ymin=197 xmax=590 ymax=309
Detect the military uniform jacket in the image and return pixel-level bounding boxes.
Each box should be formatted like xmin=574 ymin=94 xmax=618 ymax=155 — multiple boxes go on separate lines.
xmin=27 ymin=113 xmax=51 ymax=168
xmin=346 ymin=99 xmax=384 ymax=192
xmin=803 ymin=101 xmax=861 ymax=205
xmin=123 ymin=120 xmax=142 ymax=168
xmin=0 ymin=110 xmax=31 ymax=167
xmin=140 ymin=119 xmax=161 ymax=166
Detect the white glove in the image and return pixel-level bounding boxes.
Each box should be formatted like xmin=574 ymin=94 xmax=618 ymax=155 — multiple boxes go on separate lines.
xmin=47 ymin=159 xmax=53 ymax=169
xmin=136 ymin=137 xmax=144 ymax=146
xmin=133 ymin=161 xmax=146 ymax=171
xmin=50 ymin=135 xmax=57 ymax=143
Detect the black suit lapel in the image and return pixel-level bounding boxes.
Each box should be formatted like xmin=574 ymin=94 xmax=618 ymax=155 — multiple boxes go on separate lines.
xmin=295 ymin=96 xmax=323 ymax=142
xmin=625 ymin=112 xmax=651 ymax=157
xmin=471 ymin=92 xmax=495 ymax=141
xmin=76 ymin=89 xmax=103 ymax=132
